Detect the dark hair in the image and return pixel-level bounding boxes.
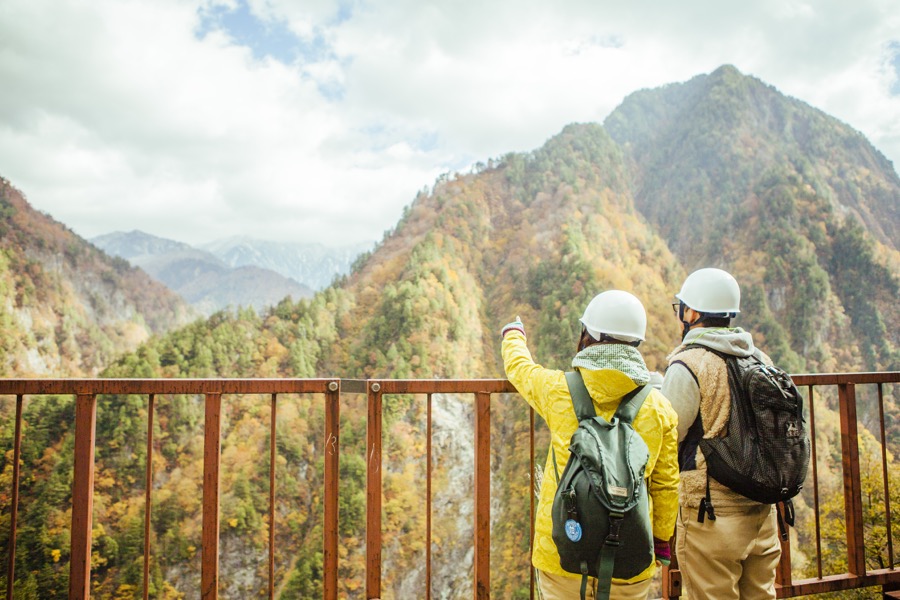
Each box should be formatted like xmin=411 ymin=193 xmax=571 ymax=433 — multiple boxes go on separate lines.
xmin=577 ymin=327 xmax=641 ymax=351
xmin=699 ymin=316 xmax=732 ymax=328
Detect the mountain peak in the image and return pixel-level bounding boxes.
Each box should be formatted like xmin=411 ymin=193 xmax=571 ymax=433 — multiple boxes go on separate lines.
xmin=91 ymin=230 xmax=197 ymax=259
xmin=708 ymin=63 xmax=743 ymax=80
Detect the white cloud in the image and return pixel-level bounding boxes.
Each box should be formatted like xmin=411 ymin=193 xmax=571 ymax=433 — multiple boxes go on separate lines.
xmin=0 ymin=0 xmax=898 ymax=247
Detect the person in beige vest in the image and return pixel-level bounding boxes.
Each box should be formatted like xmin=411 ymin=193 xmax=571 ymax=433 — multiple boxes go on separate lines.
xmin=661 ymin=268 xmax=781 ymax=599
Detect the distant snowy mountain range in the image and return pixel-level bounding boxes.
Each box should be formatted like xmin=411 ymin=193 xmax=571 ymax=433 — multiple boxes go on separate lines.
xmin=92 ymin=230 xmax=371 ymax=314
xmin=200 ymin=236 xmax=371 ymax=290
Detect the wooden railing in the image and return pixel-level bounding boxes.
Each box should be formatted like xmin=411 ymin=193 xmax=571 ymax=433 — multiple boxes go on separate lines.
xmin=770 ymin=372 xmax=900 ymax=598
xmin=0 ymin=373 xmax=897 ymax=599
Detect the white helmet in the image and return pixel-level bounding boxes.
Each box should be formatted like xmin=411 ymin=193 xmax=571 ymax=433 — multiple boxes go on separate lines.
xmin=580 ymin=290 xmax=647 ymax=342
xmin=676 ymin=268 xmax=741 ymax=314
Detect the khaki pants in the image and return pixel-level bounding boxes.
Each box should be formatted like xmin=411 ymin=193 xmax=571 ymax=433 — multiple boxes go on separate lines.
xmin=675 ymin=504 xmax=780 ymax=600
xmin=538 ymin=570 xmax=652 ymax=600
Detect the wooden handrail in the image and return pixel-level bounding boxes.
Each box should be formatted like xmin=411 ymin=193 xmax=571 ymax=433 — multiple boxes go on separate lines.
xmin=0 ymin=373 xmax=896 ymax=599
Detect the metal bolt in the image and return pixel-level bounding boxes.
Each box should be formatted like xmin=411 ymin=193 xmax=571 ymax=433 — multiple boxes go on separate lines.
xmin=371 ymin=382 xmax=381 ymax=393
xmin=328 ymin=381 xmax=339 ymax=392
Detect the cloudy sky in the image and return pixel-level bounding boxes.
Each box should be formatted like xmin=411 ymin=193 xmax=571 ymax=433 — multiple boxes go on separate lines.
xmin=1 ymin=0 xmax=898 ymax=248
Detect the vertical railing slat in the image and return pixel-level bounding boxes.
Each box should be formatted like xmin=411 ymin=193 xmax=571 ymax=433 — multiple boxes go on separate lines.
xmin=777 ymin=504 xmax=793 ymax=586
xmin=143 ymin=394 xmax=155 ymax=600
xmin=529 ymin=407 xmax=535 ymax=600
xmin=474 ymin=391 xmax=490 ymax=600
xmin=808 ymin=385 xmax=823 ymax=579
xmin=839 ymin=383 xmax=866 ymax=576
xmin=878 ymin=383 xmax=894 ymax=570
xmin=69 ymin=393 xmax=98 ymax=600
xmin=268 ymin=393 xmax=277 ymax=600
xmin=201 ymin=393 xmax=222 ymax=600
xmin=366 ymin=382 xmax=383 ymax=599
xmin=5 ymin=395 xmax=23 ymax=600
xmin=324 ymin=382 xmax=340 ymax=600
xmin=426 ymin=393 xmax=433 ymax=600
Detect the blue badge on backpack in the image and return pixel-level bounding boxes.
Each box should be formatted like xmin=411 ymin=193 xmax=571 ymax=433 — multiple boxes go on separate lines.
xmin=565 ymin=519 xmax=582 ymax=542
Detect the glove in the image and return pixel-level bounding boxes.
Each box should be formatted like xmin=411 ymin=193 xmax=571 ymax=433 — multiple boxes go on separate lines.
xmin=500 ymin=316 xmax=525 ymax=338
xmin=654 ymin=537 xmax=671 ymax=566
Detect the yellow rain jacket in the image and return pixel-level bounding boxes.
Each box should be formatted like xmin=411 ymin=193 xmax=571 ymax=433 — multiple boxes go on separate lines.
xmin=502 ymin=331 xmax=680 ymax=583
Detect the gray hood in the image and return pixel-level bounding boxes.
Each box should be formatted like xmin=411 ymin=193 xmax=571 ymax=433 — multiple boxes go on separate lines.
xmin=675 ymin=326 xmax=756 ymax=358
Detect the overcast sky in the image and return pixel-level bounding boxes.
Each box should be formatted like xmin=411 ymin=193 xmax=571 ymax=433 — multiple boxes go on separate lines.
xmin=1 ymin=0 xmax=898 ymax=248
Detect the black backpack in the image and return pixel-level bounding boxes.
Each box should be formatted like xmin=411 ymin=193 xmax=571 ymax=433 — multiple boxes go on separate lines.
xmin=682 ymin=345 xmax=811 ymax=534
xmin=550 ymin=371 xmax=654 ymax=600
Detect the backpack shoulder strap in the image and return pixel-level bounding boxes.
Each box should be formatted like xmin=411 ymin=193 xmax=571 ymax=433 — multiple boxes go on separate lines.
xmin=684 ymin=342 xmax=756 ymax=365
xmin=564 ymin=370 xmax=596 ymax=420
xmin=683 ymin=342 xmax=725 ymax=358
xmin=566 ymin=370 xmax=653 ymax=425
xmin=614 ymin=385 xmax=652 ymax=424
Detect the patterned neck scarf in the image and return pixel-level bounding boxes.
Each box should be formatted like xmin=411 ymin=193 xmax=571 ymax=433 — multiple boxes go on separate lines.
xmin=571 ymin=344 xmax=650 ymax=386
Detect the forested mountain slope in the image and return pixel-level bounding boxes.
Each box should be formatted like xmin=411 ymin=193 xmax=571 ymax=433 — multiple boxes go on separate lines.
xmin=333 ymin=122 xmax=684 ymax=377
xmin=0 ymin=178 xmax=193 ymax=376
xmin=606 ymin=64 xmax=899 ymax=372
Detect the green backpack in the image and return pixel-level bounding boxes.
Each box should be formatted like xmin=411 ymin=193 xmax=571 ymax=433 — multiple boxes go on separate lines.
xmin=551 ymin=371 xmax=654 ymax=600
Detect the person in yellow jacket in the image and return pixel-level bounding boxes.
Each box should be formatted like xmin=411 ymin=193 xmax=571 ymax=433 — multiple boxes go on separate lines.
xmin=501 ymin=290 xmax=680 ymax=600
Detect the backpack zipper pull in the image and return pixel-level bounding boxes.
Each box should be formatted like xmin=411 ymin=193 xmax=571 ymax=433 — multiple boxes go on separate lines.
xmin=698 ymin=476 xmax=717 ymax=522
xmin=564 ymin=488 xmax=583 ymax=542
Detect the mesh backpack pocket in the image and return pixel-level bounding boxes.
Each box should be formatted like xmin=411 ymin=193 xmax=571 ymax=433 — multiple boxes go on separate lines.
xmin=699 ymin=350 xmax=811 ymax=504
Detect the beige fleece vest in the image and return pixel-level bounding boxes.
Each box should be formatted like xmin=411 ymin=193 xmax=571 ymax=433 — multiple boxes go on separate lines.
xmin=669 ymin=346 xmax=761 ymax=510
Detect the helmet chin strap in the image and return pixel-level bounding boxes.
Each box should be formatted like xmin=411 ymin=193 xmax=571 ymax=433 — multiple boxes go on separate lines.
xmin=679 ymin=303 xmax=696 ymax=340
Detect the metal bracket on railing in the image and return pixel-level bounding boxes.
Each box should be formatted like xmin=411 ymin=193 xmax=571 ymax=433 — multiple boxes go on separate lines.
xmin=338 ymin=379 xmax=368 ymax=394
xmin=662 ymin=567 xmax=682 ymax=598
